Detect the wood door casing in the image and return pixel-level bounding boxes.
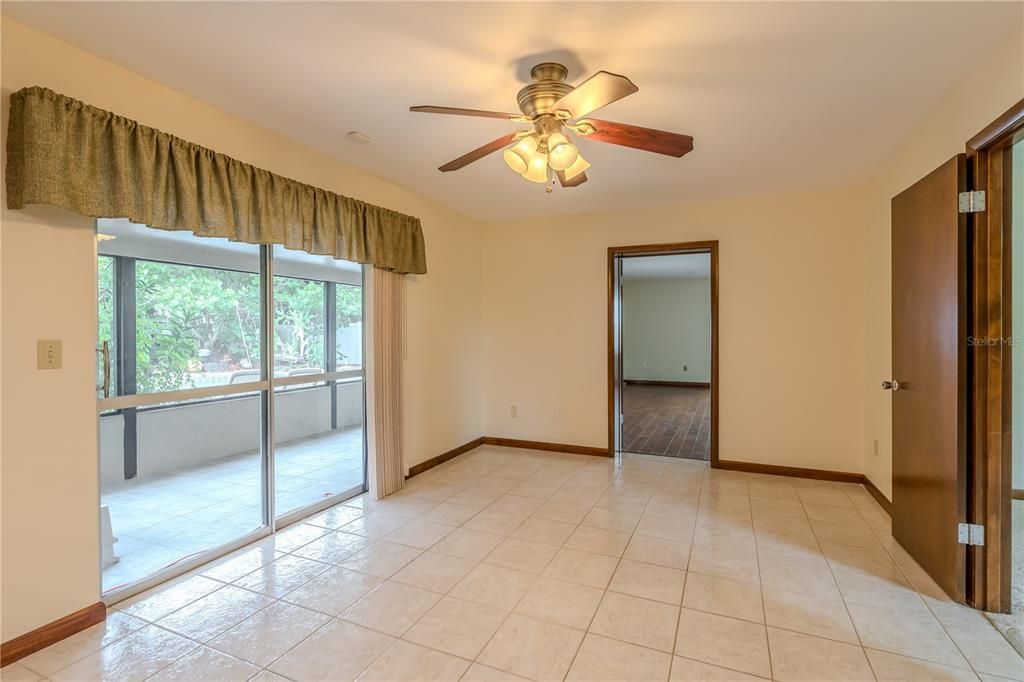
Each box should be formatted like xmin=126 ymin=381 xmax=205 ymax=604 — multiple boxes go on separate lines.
xmin=966 ymin=97 xmax=1024 ymax=612
xmin=891 ymin=154 xmax=968 ymax=602
xmin=607 ymin=241 xmax=719 ymax=464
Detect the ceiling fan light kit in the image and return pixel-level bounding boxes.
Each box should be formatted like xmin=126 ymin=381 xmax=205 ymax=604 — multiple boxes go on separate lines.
xmin=502 ymin=135 xmax=537 ymax=175
xmin=523 ymin=150 xmax=550 ymax=184
xmin=546 ymin=131 xmax=579 ymax=171
xmin=411 ymin=61 xmax=694 ymax=190
xmin=562 ymin=154 xmax=590 ymax=181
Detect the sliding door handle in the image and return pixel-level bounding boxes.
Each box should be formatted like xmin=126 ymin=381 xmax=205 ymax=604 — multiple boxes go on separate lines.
xmin=96 ymin=341 xmax=111 ymax=398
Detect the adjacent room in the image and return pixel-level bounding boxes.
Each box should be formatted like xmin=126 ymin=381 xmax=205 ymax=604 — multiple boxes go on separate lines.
xmin=619 ymin=253 xmax=713 ymax=461
xmin=2 ymin=2 xmax=1023 ymax=681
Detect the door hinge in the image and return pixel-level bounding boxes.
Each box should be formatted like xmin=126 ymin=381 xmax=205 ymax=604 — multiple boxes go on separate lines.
xmin=957 ymin=522 xmax=985 ymax=546
xmin=958 ymin=191 xmax=986 ymax=213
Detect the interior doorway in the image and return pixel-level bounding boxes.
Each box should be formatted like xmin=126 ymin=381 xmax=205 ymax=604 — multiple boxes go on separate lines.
xmin=608 ymin=242 xmax=718 ymax=462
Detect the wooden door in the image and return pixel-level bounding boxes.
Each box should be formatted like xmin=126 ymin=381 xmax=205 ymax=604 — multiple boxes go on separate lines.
xmin=891 ymin=154 xmax=968 ymax=602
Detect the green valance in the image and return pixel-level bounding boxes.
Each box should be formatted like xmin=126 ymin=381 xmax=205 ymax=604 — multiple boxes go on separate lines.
xmin=5 ymin=86 xmax=427 ymax=274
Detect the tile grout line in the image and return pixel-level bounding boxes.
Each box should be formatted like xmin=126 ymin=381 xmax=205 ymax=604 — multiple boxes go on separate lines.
xmin=803 ymin=487 xmax=879 ymax=681
xmin=846 ymin=490 xmax=986 ymax=676
xmin=556 ymin=454 xmax=664 ymax=680
xmin=870 ymin=523 xmax=989 ymax=676
xmin=668 ymin=459 xmax=699 ymax=680
xmin=237 ymin=472 xmax=818 ymax=680
xmin=462 ymin=452 xmax=621 ymax=681
xmin=235 ymin=456 xmax=515 ymax=680
xmin=144 ymin=489 xmax=452 ymax=680
xmin=411 ymin=452 xmax=616 ymax=677
xmin=35 ymin=447 xmax=1005 ymax=682
xmin=741 ymin=474 xmax=776 ymax=682
xmin=42 ymin=452 xmax=546 ymax=681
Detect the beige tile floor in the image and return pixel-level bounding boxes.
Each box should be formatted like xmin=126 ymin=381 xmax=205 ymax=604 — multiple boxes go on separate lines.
xmin=8 ymin=446 xmax=1024 ymax=681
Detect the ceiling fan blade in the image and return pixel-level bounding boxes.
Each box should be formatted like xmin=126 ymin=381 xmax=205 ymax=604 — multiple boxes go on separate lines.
xmin=580 ymin=119 xmax=694 ymax=157
xmin=438 ymin=132 xmax=519 ymax=172
xmin=411 ymin=106 xmax=522 ymax=120
xmin=556 ymin=170 xmax=588 ymax=188
xmin=552 ymin=71 xmax=638 ymax=119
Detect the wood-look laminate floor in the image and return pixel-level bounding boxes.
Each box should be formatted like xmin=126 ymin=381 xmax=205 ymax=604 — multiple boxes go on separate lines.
xmin=621 ymin=384 xmax=711 ymax=460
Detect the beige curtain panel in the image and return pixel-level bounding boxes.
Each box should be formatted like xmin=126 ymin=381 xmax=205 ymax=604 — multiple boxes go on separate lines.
xmin=5 ymin=86 xmax=427 ymax=274
xmin=372 ymin=267 xmax=406 ymax=498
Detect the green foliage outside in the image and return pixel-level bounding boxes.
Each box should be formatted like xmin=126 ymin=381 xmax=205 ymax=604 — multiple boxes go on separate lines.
xmin=136 ymin=260 xmax=261 ymax=393
xmin=98 ymin=255 xmax=362 ymax=395
xmin=335 ymin=284 xmax=362 ymax=366
xmin=273 ymin=276 xmax=324 ymax=371
xmin=335 ymin=285 xmax=362 ymax=336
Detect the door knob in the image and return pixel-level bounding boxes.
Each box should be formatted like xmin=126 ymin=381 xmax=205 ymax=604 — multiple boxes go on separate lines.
xmin=881 ymin=380 xmax=901 ymax=391
xmin=96 ymin=341 xmax=111 ymax=398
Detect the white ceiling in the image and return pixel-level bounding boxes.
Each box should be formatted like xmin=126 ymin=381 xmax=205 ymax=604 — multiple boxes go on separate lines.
xmin=622 ymin=254 xmax=710 ymax=280
xmin=4 ymin=2 xmax=1019 ymax=222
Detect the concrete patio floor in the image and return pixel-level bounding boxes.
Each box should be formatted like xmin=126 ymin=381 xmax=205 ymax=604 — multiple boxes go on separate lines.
xmin=102 ymin=427 xmax=364 ymax=593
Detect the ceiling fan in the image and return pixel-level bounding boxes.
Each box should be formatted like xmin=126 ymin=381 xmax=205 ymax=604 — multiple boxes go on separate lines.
xmin=410 ymin=62 xmax=694 ymax=191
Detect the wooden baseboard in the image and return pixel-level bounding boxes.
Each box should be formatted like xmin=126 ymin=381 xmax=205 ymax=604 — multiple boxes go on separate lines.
xmin=481 ymin=437 xmax=612 ymax=458
xmin=406 ymin=435 xmax=613 ymax=480
xmin=624 ymin=380 xmax=711 ymax=388
xmin=407 ymin=437 xmax=484 ymax=479
xmin=410 ymin=438 xmax=898 ymax=515
xmin=715 ymin=459 xmax=864 ymax=483
xmin=862 ymin=476 xmax=893 ymax=516
xmin=715 ymin=459 xmax=893 ymax=516
xmin=1 ymin=602 xmax=106 ymax=667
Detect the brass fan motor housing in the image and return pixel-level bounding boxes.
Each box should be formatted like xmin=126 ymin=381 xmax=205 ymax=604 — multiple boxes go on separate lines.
xmin=516 ymin=62 xmax=573 ymax=118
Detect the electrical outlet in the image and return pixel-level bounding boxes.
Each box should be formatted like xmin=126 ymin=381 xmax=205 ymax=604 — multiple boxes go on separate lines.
xmin=683 ymin=365 xmax=688 ymax=372
xmin=556 ymin=409 xmax=563 ymax=421
xmin=37 ymin=339 xmax=62 ymax=369
xmin=511 ymin=405 xmax=518 ymax=418
xmin=873 ymin=439 xmax=879 ymax=456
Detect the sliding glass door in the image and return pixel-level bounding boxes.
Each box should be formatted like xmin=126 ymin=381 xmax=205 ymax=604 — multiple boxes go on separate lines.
xmin=271 ymin=246 xmax=365 ymax=520
xmin=97 ymin=220 xmax=366 ymax=597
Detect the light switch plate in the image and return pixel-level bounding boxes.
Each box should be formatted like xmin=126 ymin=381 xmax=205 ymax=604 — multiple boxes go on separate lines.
xmin=37 ymin=339 xmax=62 ymax=369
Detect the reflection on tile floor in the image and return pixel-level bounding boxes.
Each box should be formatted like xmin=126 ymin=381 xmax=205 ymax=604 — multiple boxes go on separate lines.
xmin=17 ymin=445 xmax=1022 ymax=681
xmin=102 ymin=427 xmax=364 ymax=593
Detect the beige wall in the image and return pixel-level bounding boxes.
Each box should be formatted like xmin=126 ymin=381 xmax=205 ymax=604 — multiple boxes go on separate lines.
xmin=0 ymin=203 xmax=101 ymax=643
xmin=482 ymin=185 xmax=869 ymax=468
xmin=623 ymin=277 xmax=712 ymax=383
xmin=860 ymin=30 xmax=1024 ymax=499
xmin=0 ymin=18 xmax=484 ymax=640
